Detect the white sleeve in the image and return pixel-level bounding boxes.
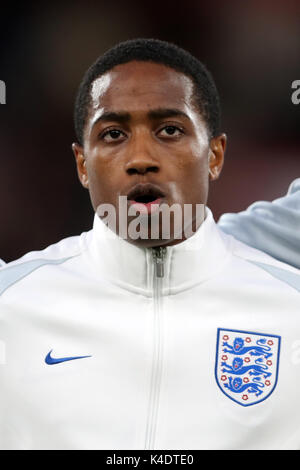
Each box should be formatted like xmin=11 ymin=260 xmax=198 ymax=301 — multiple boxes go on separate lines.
xmin=218 ymin=179 xmax=300 ymax=269
xmin=0 ymin=259 xmax=5 ymax=267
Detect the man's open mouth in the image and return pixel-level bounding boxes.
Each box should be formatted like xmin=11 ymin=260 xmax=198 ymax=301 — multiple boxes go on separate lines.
xmin=126 ymin=183 xmax=166 ymax=214
xmin=131 ymin=194 xmax=160 ymax=203
xmin=127 ymin=183 xmax=165 ymax=202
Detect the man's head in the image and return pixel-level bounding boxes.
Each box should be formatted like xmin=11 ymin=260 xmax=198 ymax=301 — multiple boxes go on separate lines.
xmin=72 ymin=38 xmax=226 ymax=247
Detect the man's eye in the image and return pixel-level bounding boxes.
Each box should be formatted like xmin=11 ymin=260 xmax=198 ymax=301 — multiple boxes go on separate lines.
xmin=158 ymin=126 xmax=183 ymax=137
xmin=101 ymin=129 xmax=125 ymax=142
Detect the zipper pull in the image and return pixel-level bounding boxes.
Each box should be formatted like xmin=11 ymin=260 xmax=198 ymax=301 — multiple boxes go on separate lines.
xmin=152 ymin=247 xmax=167 ymax=278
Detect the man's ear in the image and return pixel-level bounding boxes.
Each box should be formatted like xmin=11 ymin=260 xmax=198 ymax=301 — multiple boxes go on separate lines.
xmin=72 ymin=143 xmax=89 ymax=189
xmin=208 ymin=133 xmax=227 ymax=181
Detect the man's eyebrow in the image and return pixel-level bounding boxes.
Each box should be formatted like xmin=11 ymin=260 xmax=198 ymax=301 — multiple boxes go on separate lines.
xmin=91 ymin=108 xmax=190 ymax=130
xmin=91 ymin=111 xmax=131 ymax=129
xmin=148 ymin=108 xmax=190 ymax=120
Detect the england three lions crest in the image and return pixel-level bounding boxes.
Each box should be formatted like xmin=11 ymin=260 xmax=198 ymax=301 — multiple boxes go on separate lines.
xmin=215 ymin=328 xmax=281 ymax=406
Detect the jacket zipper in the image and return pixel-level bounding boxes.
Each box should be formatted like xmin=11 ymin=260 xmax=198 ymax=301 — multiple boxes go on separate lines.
xmin=144 ymin=246 xmax=166 ymax=450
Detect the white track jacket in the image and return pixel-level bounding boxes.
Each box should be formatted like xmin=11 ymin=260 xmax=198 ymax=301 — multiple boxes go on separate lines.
xmin=0 ymin=208 xmax=300 ymax=450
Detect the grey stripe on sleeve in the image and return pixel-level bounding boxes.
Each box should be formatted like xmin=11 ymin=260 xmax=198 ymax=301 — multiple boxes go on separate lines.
xmin=0 ymin=257 xmax=74 ymax=296
xmin=248 ymin=260 xmax=300 ymax=293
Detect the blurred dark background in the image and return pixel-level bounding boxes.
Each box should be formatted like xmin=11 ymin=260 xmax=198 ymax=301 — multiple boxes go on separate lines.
xmin=0 ymin=0 xmax=299 ymax=262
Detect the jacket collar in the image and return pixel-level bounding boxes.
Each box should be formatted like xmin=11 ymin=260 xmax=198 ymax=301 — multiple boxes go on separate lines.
xmin=87 ymin=207 xmax=231 ymax=296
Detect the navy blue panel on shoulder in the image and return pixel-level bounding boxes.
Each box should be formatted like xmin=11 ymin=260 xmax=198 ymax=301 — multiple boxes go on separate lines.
xmin=0 ymin=257 xmax=74 ymax=296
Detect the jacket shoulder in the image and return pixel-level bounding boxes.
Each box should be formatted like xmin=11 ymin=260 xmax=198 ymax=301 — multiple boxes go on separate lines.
xmin=221 ymin=230 xmax=300 ymax=293
xmin=0 ymin=230 xmax=92 ymax=297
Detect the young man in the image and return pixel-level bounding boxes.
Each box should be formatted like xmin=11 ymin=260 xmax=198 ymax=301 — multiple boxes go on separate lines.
xmin=0 ymin=39 xmax=299 ymax=450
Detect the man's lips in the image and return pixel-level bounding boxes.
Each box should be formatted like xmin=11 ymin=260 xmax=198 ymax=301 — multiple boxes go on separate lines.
xmin=125 ymin=182 xmax=166 ymax=214
xmin=126 ymin=182 xmax=166 ymax=200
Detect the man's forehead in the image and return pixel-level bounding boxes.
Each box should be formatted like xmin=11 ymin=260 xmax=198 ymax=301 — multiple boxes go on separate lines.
xmin=89 ymin=61 xmax=194 ymax=112
xmin=90 ymin=74 xmax=112 ymax=111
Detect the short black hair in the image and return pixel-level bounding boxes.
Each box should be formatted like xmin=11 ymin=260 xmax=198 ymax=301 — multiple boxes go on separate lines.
xmin=74 ymin=38 xmax=221 ymax=146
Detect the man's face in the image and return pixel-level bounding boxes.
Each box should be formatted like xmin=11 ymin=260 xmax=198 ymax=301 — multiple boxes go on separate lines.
xmin=73 ymin=61 xmax=226 ymax=247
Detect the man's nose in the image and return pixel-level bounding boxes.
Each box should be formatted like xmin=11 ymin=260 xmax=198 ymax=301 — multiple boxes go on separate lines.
xmin=125 ymin=134 xmax=160 ymax=175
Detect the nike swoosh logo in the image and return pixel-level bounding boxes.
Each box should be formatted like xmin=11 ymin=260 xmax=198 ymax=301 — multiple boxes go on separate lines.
xmin=45 ymin=349 xmax=92 ymax=365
